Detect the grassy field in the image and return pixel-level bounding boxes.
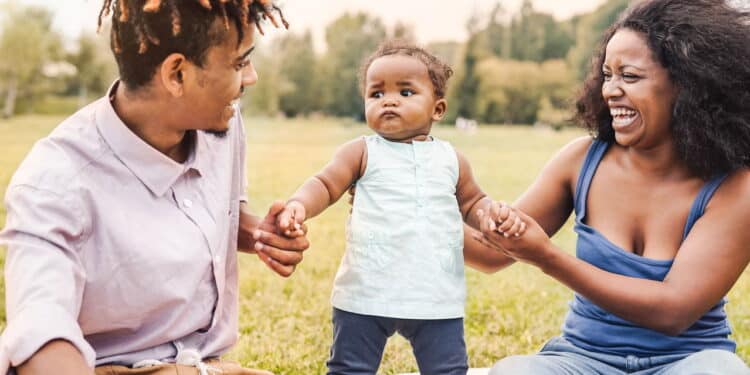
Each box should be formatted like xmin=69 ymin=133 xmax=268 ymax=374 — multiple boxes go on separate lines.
xmin=0 ymin=115 xmax=748 ymax=374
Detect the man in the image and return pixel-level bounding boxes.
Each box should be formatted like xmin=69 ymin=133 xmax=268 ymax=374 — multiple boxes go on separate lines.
xmin=0 ymin=1 xmax=307 ymax=374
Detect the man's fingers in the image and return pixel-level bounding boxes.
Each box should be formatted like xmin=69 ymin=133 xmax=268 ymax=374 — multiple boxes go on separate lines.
xmin=265 ymin=200 xmax=286 ymax=219
xmin=255 ymin=230 xmax=309 ymax=252
xmin=255 ymin=244 xmax=304 ymax=267
xmin=256 ymin=250 xmax=295 ymax=278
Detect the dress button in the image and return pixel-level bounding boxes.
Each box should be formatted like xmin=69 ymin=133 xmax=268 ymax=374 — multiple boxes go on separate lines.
xmin=183 ymin=198 xmax=193 ymax=208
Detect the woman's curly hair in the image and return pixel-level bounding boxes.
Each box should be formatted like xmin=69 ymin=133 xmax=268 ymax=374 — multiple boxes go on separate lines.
xmin=359 ymin=40 xmax=454 ymax=99
xmin=575 ymin=0 xmax=750 ymax=178
xmin=98 ymin=0 xmax=287 ymax=90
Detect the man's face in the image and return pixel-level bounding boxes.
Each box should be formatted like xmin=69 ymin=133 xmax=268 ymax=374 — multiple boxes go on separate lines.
xmin=181 ymin=21 xmax=258 ymax=135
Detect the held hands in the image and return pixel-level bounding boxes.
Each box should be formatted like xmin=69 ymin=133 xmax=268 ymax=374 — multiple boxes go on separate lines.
xmin=276 ymin=200 xmax=307 ymax=238
xmin=238 ymin=201 xmax=309 ymax=277
xmin=475 ymin=201 xmax=553 ymax=267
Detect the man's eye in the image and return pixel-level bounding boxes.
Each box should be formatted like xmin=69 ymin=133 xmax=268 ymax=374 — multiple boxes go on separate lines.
xmin=371 ymin=91 xmax=384 ymax=98
xmin=236 ymin=60 xmax=250 ymax=70
xmin=400 ymin=89 xmax=414 ymax=97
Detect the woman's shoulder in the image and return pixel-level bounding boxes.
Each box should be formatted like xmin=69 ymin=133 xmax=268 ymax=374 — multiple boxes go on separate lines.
xmin=703 ymin=168 xmax=750 ymax=218
xmin=547 ymin=136 xmax=595 ymax=173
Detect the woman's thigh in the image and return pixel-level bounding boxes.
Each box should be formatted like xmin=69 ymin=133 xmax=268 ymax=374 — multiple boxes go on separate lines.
xmin=653 ymin=349 xmax=748 ymax=375
xmin=489 ymin=337 xmax=624 ymax=375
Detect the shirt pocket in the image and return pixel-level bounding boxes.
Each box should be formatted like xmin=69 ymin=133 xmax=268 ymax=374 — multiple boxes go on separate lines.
xmin=438 ymin=229 xmax=464 ymax=275
xmin=347 ymin=227 xmax=397 ymax=272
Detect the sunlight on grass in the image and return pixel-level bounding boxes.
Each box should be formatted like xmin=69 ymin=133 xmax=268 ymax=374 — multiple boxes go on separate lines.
xmin=0 ymin=115 xmax=748 ymax=373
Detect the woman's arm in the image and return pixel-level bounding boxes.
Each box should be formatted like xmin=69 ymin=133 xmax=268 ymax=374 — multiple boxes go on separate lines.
xmin=463 ymin=137 xmax=587 ymax=272
xmin=481 ymin=169 xmax=750 ymax=335
xmin=17 ymin=340 xmax=93 ymax=375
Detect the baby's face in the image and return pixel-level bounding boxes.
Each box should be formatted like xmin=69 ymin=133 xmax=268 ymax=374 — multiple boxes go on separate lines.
xmin=363 ymin=55 xmax=445 ymax=143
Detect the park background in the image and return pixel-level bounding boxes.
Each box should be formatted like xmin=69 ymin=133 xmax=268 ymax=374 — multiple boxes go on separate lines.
xmin=0 ymin=0 xmax=748 ymax=373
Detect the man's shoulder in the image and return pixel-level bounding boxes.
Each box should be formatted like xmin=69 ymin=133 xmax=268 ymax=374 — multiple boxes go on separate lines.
xmin=9 ymin=98 xmax=111 ymax=194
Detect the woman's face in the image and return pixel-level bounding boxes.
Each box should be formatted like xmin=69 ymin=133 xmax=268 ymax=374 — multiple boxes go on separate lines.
xmin=602 ymin=28 xmax=678 ymax=149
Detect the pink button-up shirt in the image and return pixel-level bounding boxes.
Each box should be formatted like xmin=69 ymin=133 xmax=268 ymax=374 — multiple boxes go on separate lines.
xmin=0 ymin=82 xmax=247 ymax=370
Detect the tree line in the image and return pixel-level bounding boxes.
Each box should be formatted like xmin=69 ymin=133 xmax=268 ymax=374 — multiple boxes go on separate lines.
xmin=0 ymin=0 xmax=628 ymax=125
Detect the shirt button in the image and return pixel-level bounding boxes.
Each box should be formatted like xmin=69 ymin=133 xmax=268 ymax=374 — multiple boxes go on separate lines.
xmin=214 ymin=255 xmax=221 ymax=263
xmin=183 ymin=198 xmax=193 ymax=208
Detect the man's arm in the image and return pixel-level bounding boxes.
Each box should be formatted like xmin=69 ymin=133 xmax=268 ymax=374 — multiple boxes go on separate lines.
xmin=17 ymin=340 xmax=92 ymax=375
xmin=0 ymin=185 xmax=96 ymax=372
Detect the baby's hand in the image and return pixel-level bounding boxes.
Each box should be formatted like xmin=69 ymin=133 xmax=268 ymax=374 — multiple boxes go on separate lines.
xmin=484 ymin=201 xmax=527 ymax=238
xmin=277 ymin=200 xmax=307 ymax=238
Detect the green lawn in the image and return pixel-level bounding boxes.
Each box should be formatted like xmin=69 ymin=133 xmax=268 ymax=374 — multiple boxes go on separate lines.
xmin=0 ymin=115 xmax=748 ymax=374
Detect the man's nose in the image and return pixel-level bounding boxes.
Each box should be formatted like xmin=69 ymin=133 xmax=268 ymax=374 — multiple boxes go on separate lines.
xmin=242 ymin=62 xmax=258 ymax=87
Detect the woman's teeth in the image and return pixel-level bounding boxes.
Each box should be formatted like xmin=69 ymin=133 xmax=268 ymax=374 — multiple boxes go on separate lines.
xmin=611 ymin=108 xmax=638 ymax=127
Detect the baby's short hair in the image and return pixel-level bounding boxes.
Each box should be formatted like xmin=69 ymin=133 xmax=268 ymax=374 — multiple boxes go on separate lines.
xmin=359 ymin=40 xmax=453 ymax=99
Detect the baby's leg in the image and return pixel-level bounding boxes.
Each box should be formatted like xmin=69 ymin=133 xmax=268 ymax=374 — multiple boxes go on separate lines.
xmin=399 ymin=318 xmax=468 ymax=375
xmin=327 ymin=308 xmax=396 ymax=375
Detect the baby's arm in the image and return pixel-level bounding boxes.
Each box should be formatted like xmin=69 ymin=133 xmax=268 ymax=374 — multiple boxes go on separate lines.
xmin=455 ymin=150 xmax=525 ymax=237
xmin=278 ymin=138 xmax=366 ymax=234
xmin=454 ymin=150 xmax=492 ymax=229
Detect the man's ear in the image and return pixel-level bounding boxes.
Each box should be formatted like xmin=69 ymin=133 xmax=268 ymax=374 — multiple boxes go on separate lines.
xmin=160 ymin=53 xmax=188 ymax=97
xmin=432 ymin=98 xmax=447 ymax=121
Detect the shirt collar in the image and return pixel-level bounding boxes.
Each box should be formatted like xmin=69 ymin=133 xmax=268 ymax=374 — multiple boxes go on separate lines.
xmin=95 ymin=80 xmax=205 ymax=197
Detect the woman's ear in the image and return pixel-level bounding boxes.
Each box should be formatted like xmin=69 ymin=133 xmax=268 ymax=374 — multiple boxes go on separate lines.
xmin=160 ymin=53 xmax=188 ymax=97
xmin=432 ymin=98 xmax=447 ymax=121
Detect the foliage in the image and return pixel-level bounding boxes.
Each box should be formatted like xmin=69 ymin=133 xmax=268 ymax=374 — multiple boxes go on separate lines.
xmin=566 ymin=0 xmax=629 ymax=80
xmin=64 ymin=32 xmax=117 ymax=106
xmin=473 ymin=58 xmax=575 ymax=125
xmin=277 ymin=31 xmax=319 ymax=117
xmin=1 ymin=116 xmax=749 ymax=373
xmin=320 ymin=12 xmax=386 ymax=120
xmin=0 ymin=3 xmax=65 ymax=117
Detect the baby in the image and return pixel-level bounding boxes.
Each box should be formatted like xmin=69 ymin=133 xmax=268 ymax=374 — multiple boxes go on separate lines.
xmin=278 ymin=40 xmax=523 ymax=374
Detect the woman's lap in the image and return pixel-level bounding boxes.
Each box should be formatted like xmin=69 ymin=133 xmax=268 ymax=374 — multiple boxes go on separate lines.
xmin=489 ymin=336 xmax=748 ymax=375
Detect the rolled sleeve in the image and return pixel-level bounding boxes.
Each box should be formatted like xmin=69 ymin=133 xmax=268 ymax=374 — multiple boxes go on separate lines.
xmin=0 ymin=185 xmax=95 ymax=368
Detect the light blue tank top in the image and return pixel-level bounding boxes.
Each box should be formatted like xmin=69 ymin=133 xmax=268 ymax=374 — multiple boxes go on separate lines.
xmin=331 ymin=135 xmax=466 ymax=319
xmin=563 ymin=139 xmax=735 ymax=356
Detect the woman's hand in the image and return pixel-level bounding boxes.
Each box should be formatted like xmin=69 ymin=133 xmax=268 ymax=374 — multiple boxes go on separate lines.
xmin=475 ymin=201 xmax=555 ymax=268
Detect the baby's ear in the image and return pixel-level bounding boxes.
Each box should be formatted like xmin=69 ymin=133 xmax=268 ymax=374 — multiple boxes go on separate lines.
xmin=432 ymin=98 xmax=447 ymax=121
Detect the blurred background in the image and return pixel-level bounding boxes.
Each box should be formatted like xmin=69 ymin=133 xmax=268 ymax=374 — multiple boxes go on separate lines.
xmin=1 ymin=1 xmax=748 ymax=372
xmin=0 ymin=0 xmax=634 ymax=126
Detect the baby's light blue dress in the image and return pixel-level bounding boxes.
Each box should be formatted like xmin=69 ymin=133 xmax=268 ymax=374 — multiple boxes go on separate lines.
xmin=331 ymin=134 xmax=466 ymax=319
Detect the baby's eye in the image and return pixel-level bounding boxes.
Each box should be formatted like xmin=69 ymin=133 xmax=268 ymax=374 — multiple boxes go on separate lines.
xmin=371 ymin=91 xmax=384 ymax=99
xmin=400 ymin=89 xmax=414 ymax=97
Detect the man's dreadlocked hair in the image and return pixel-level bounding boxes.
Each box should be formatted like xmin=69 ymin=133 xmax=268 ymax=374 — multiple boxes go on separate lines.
xmin=359 ymin=40 xmax=454 ymax=99
xmin=98 ymin=0 xmax=287 ymax=90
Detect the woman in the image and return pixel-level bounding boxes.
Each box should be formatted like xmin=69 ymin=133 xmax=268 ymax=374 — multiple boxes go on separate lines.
xmin=474 ymin=0 xmax=750 ymax=373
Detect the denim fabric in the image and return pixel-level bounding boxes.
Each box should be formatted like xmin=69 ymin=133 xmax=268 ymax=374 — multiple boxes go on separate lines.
xmin=327 ymin=308 xmax=468 ymax=375
xmin=489 ymin=336 xmax=748 ymax=375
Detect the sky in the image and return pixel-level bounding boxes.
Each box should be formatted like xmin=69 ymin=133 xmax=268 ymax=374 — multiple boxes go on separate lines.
xmin=13 ymin=0 xmax=609 ymax=50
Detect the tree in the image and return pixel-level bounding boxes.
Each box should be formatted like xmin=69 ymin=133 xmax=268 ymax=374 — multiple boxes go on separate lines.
xmin=450 ymin=33 xmax=482 ymax=121
xmin=277 ymin=31 xmax=317 ymax=117
xmin=567 ymin=0 xmax=629 ymax=79
xmin=320 ymin=13 xmax=386 ymax=120
xmin=0 ymin=4 xmax=63 ymax=117
xmin=66 ymin=32 xmax=117 ymax=107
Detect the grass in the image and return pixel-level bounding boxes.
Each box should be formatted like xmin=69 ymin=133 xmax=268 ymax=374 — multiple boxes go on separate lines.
xmin=0 ymin=115 xmax=748 ymax=374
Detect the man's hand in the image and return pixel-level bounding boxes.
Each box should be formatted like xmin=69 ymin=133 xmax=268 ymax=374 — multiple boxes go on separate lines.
xmin=238 ymin=201 xmax=309 ymax=277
